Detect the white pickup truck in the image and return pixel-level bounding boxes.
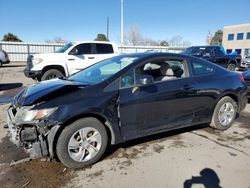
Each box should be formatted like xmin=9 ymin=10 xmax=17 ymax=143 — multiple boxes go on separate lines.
xmin=24 ymin=41 xmax=119 ymax=81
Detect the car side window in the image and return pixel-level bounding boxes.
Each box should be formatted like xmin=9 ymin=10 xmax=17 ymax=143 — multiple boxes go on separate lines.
xmin=135 ymin=58 xmax=187 ymax=83
xmin=203 ymin=48 xmax=215 ymax=57
xmin=120 ymin=69 xmax=135 ymax=88
xmin=70 ymin=43 xmax=92 ymax=55
xmin=95 ymin=44 xmax=114 ymax=54
xmin=191 ymin=60 xmax=214 ymax=76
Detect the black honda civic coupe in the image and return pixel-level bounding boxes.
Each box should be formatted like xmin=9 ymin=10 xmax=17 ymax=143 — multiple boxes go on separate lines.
xmin=7 ymin=53 xmax=247 ymax=168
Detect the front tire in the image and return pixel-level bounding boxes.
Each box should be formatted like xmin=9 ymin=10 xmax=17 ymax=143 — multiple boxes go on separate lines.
xmin=210 ymin=96 xmax=237 ymax=130
xmin=227 ymin=63 xmax=236 ymax=71
xmin=56 ymin=118 xmax=108 ymax=169
xmin=41 ymin=69 xmax=64 ymax=81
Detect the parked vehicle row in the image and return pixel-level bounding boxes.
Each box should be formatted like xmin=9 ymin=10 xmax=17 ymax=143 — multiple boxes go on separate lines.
xmin=182 ymin=46 xmax=242 ymax=71
xmin=24 ymin=41 xmax=119 ymax=81
xmin=7 ymin=52 xmax=247 ymax=168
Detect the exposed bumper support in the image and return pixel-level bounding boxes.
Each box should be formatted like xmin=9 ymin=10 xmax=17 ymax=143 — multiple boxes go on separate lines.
xmin=24 ymin=68 xmax=42 ymax=79
xmin=7 ymin=106 xmax=60 ymax=160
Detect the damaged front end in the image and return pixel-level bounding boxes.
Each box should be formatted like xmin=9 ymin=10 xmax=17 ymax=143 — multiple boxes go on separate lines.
xmin=7 ymin=104 xmax=59 ymax=159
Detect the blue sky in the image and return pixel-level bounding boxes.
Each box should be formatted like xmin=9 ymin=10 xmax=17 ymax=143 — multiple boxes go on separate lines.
xmin=0 ymin=0 xmax=250 ymax=45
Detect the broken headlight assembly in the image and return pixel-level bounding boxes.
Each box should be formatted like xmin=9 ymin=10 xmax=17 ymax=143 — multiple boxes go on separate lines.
xmin=22 ymin=107 xmax=58 ymax=122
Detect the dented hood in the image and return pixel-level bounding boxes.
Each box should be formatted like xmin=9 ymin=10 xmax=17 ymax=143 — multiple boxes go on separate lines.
xmin=15 ymin=78 xmax=86 ymax=106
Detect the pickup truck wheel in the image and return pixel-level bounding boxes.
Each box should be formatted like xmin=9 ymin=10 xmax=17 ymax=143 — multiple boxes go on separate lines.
xmin=41 ymin=69 xmax=64 ymax=81
xmin=210 ymin=96 xmax=237 ymax=130
xmin=0 ymin=61 xmax=2 ymax=67
xmin=227 ymin=63 xmax=236 ymax=71
xmin=56 ymin=118 xmax=108 ymax=169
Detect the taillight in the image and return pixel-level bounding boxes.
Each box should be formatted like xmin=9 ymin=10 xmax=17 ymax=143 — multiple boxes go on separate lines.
xmin=240 ymin=74 xmax=245 ymax=82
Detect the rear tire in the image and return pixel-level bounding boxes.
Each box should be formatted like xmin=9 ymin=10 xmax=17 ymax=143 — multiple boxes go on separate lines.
xmin=210 ymin=96 xmax=237 ymax=130
xmin=41 ymin=69 xmax=64 ymax=81
xmin=0 ymin=60 xmax=2 ymax=67
xmin=56 ymin=118 xmax=108 ymax=169
xmin=227 ymin=63 xmax=236 ymax=71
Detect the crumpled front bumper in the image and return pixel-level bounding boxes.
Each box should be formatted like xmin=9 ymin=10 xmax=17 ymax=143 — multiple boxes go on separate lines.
xmin=7 ymin=106 xmax=49 ymax=159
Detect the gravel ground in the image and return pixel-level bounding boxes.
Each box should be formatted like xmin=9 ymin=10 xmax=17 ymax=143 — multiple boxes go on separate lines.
xmin=0 ymin=63 xmax=249 ymax=188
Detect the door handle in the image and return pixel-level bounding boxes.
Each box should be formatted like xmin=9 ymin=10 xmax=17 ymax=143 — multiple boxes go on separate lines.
xmin=68 ymin=58 xmax=75 ymax=61
xmin=88 ymin=57 xmax=95 ymax=59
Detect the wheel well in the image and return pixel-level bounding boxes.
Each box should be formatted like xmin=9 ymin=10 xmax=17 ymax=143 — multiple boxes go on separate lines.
xmin=52 ymin=114 xmax=114 ymax=157
xmin=226 ymin=94 xmax=238 ymax=103
xmin=228 ymin=60 xmax=236 ymax=65
xmin=219 ymin=94 xmax=239 ymax=110
xmin=42 ymin=65 xmax=66 ymax=76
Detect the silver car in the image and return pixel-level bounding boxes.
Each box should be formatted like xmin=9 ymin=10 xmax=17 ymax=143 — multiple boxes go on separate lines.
xmin=241 ymin=56 xmax=250 ymax=69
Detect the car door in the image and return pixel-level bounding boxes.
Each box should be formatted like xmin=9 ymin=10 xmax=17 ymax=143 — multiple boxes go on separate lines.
xmin=67 ymin=43 xmax=97 ymax=75
xmin=188 ymin=58 xmax=219 ymax=124
xmin=118 ymin=56 xmax=199 ymax=141
xmin=212 ymin=47 xmax=227 ymax=68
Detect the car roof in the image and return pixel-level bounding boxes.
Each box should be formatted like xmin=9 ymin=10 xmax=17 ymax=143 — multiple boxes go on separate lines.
xmin=122 ymin=52 xmax=227 ymax=71
xmin=73 ymin=41 xmax=116 ymax=45
xmin=117 ymin=52 xmax=194 ymax=60
xmin=187 ymin=46 xmax=219 ymax=48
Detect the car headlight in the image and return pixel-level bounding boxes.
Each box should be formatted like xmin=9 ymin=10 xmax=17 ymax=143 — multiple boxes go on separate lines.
xmin=32 ymin=58 xmax=43 ymax=65
xmin=23 ymin=107 xmax=58 ymax=122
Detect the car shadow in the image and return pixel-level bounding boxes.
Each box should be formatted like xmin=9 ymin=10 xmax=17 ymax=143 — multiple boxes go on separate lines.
xmin=183 ymin=168 xmax=222 ymax=188
xmin=0 ymin=83 xmax=23 ymax=104
xmin=0 ymin=83 xmax=23 ymax=91
xmin=1 ymin=64 xmax=25 ymax=68
xmin=102 ymin=123 xmax=209 ymax=160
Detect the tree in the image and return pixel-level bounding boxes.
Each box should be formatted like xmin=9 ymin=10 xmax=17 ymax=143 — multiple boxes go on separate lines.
xmin=124 ymin=25 xmax=144 ymax=46
xmin=206 ymin=31 xmax=213 ymax=45
xmin=2 ymin=33 xmax=22 ymax=42
xmin=160 ymin=40 xmax=169 ymax=46
xmin=210 ymin=30 xmax=223 ymax=45
xmin=94 ymin=34 xmax=109 ymax=41
xmin=168 ymin=35 xmax=191 ymax=47
xmin=143 ymin=38 xmax=160 ymax=46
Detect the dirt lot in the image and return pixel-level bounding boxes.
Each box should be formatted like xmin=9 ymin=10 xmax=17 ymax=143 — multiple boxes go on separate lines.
xmin=0 ymin=63 xmax=250 ymax=188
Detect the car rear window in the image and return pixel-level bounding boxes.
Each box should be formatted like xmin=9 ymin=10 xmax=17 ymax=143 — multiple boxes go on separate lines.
xmin=95 ymin=44 xmax=114 ymax=54
xmin=191 ymin=60 xmax=214 ymax=76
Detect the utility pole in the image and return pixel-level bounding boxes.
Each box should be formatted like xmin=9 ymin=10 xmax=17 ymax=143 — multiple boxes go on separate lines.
xmin=121 ymin=0 xmax=124 ymax=46
xmin=107 ymin=17 xmax=109 ymax=40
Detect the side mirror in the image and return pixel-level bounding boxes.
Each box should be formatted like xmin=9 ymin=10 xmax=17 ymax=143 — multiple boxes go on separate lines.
xmin=69 ymin=48 xmax=79 ymax=55
xmin=136 ymin=74 xmax=154 ymax=86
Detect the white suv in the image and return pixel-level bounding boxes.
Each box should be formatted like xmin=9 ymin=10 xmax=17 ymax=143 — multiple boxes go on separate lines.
xmin=24 ymin=41 xmax=119 ymax=81
xmin=0 ymin=49 xmax=10 ymax=67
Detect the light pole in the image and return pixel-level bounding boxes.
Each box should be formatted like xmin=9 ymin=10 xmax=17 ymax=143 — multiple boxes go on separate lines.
xmin=121 ymin=0 xmax=124 ymax=46
xmin=107 ymin=17 xmax=109 ymax=40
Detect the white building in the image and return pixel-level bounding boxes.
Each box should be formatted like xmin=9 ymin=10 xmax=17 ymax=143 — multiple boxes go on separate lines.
xmin=222 ymin=23 xmax=250 ymax=57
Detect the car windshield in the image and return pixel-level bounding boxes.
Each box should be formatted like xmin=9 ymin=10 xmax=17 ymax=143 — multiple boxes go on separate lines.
xmin=55 ymin=42 xmax=74 ymax=53
xmin=69 ymin=55 xmax=139 ymax=84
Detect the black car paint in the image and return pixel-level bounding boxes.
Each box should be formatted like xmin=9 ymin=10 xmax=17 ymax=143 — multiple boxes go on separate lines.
xmin=183 ymin=46 xmax=241 ymax=69
xmin=8 ymin=53 xmax=247 ymax=159
xmin=243 ymin=69 xmax=250 ymax=99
